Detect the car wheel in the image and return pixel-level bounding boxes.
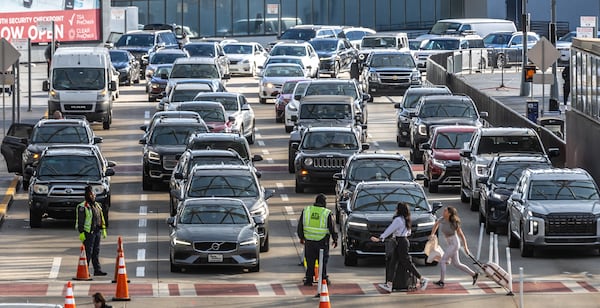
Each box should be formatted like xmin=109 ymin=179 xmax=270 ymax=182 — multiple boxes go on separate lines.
xmin=479 ymin=208 xmax=485 ymax=224
xmin=344 ymin=252 xmax=358 ymax=266
xmin=285 ymin=125 xmax=293 ymax=133
xmin=169 ymin=198 xmax=177 ymax=216
xmin=295 ymin=179 xmax=304 ymax=193
xmin=247 ymin=125 xmax=255 ymax=145
xmin=469 ymin=188 xmax=480 ymax=211
xmin=102 ymin=117 xmax=110 ymax=130
xmin=507 ymin=220 xmax=519 ymax=248
xmin=249 ymin=260 xmax=260 ymax=272
xmin=259 ymin=97 xmax=267 ymax=104
xmin=260 ymin=234 xmax=269 ymax=252
xmin=170 ymin=259 xmax=181 ymax=273
xmin=484 ymin=215 xmax=495 ymax=234
xmin=519 ymin=228 xmax=534 ymax=257
xmin=330 ymin=61 xmax=340 ymax=78
xmin=142 ymin=175 xmax=153 ymax=191
xmin=428 ymin=182 xmax=438 ymax=193
xmin=335 ymin=207 xmax=340 ymax=225
xmin=496 ymin=54 xmax=507 ymax=69
xmin=288 ymin=149 xmax=295 ymax=174
xmin=29 ymin=208 xmax=42 ymax=228
xmin=423 ymin=178 xmax=429 ymax=187
xmin=148 ymin=96 xmax=155 ymax=102
xmin=22 ymin=179 xmax=29 ymax=191
xmin=125 ymin=75 xmax=132 ymax=86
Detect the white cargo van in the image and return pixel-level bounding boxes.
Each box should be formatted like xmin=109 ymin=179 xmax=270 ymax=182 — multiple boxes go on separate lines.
xmin=43 ymin=47 xmax=117 ymax=129
xmin=417 ymin=18 xmax=517 ymax=40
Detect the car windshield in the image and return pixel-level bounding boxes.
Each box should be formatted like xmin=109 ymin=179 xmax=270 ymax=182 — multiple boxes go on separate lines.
xmin=348 ymin=159 xmax=413 ymax=181
xmin=477 ymin=136 xmax=543 ymax=155
xmin=188 ymin=174 xmax=258 ymax=197
xmin=493 ymin=162 xmax=550 ymax=185
xmin=178 ymin=105 xmax=225 ymax=122
xmin=299 ymin=104 xmax=352 ymax=120
xmin=195 ymin=95 xmax=238 ymax=111
xmin=223 ymin=44 xmax=253 ymax=54
xmin=270 ymin=45 xmax=307 ymax=57
xmin=188 ymin=156 xmax=244 ymax=172
xmin=304 ymin=83 xmax=358 ymax=99
xmin=434 ymin=131 xmax=474 ymax=149
xmin=52 ymin=68 xmax=105 ymax=90
xmin=403 ymin=90 xmax=450 ymax=108
xmin=170 ymin=64 xmax=219 ymax=79
xmin=419 ymin=102 xmax=477 ymax=118
xmin=311 ymin=40 xmax=337 ymax=52
xmin=150 ymin=126 xmax=201 ymax=145
xmin=171 ymin=88 xmax=211 ymax=102
xmin=422 ymin=39 xmax=460 ymax=50
xmin=150 ymin=53 xmax=186 ymax=64
xmin=115 ymin=34 xmax=154 ymax=47
xmin=361 ymin=37 xmax=397 ymax=48
xmin=483 ymin=33 xmax=512 ymax=45
xmin=179 ymin=203 xmax=250 ymax=224
xmin=369 ymin=54 xmax=414 ymax=68
xmin=153 ymin=66 xmax=172 ymax=77
xmin=280 ymin=29 xmax=316 ymax=41
xmin=109 ymin=51 xmax=128 ymax=62
xmin=183 ymin=44 xmax=215 ymax=57
xmin=429 ymin=22 xmax=462 ymax=35
xmin=264 ymin=65 xmax=304 ymax=77
xmin=31 ymin=126 xmax=90 ymax=143
xmin=301 ymin=131 xmax=358 ymax=150
xmin=345 ymin=30 xmax=368 ymax=41
xmin=528 ymin=180 xmax=600 ymax=200
xmin=267 ymin=58 xmax=304 ymax=68
xmin=352 ymin=186 xmax=429 ymax=212
xmin=188 ymin=141 xmax=249 ymax=160
xmin=37 ymin=156 xmax=100 ymax=180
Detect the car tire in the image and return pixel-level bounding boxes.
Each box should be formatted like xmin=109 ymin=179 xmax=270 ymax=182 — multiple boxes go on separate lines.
xmin=495 ymin=54 xmax=507 ymax=69
xmin=29 ymin=208 xmax=42 ymax=228
xmin=469 ymin=188 xmax=480 ymax=211
xmin=22 ymin=179 xmax=29 ymax=191
xmin=331 ymin=61 xmax=340 ymax=78
xmin=142 ymin=175 xmax=153 ymax=191
xmin=247 ymin=124 xmax=255 ymax=145
xmin=288 ymin=149 xmax=295 ymax=173
xmin=103 ymin=118 xmax=110 ymax=130
xmin=428 ymin=182 xmax=438 ymax=193
xmin=259 ymin=97 xmax=267 ymax=104
xmin=125 ymin=75 xmax=132 ymax=86
xmin=285 ymin=125 xmax=293 ymax=133
xmin=519 ymin=228 xmax=534 ymax=257
xmin=507 ymin=220 xmax=519 ymax=248
xmin=295 ymin=179 xmax=304 ymax=193
xmin=249 ymin=260 xmax=260 ymax=272
xmin=260 ymin=234 xmax=269 ymax=252
xmin=484 ymin=215 xmax=495 ymax=234
xmin=170 ymin=260 xmax=181 ymax=273
xmin=344 ymin=252 xmax=358 ymax=266
xmin=148 ymin=96 xmax=155 ymax=102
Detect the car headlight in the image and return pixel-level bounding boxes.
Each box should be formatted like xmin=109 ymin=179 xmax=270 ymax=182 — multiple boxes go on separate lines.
xmin=49 ymin=90 xmax=59 ymax=100
xmin=288 ymin=103 xmax=298 ymax=111
xmin=432 ymin=158 xmax=449 ymax=168
xmin=250 ymin=202 xmax=267 ymax=218
xmin=148 ymin=150 xmax=161 ymax=162
xmin=303 ymin=157 xmax=313 ymax=166
xmin=32 ymin=184 xmax=49 ymax=194
xmin=151 ymin=83 xmax=160 ymax=89
xmin=23 ymin=149 xmax=40 ymax=163
xmin=240 ymin=237 xmax=258 ymax=246
xmin=172 ymin=237 xmax=191 ymax=246
xmin=417 ymin=124 xmax=427 ymax=136
xmin=411 ymin=71 xmax=422 ymax=81
xmin=90 ymin=184 xmax=106 ymax=195
xmin=417 ymin=221 xmax=435 ymax=228
xmin=97 ymin=89 xmax=107 ymax=100
xmin=348 ymin=221 xmax=368 ymax=229
xmin=242 ymin=59 xmax=250 ymax=64
xmin=358 ymin=54 xmax=366 ymax=60
xmin=475 ymin=164 xmax=488 ymax=177
xmin=265 ymin=83 xmax=274 ymax=89
xmin=320 ymin=56 xmax=334 ymax=61
xmin=491 ymin=192 xmax=508 ymax=201
xmin=368 ymin=71 xmax=378 ymax=81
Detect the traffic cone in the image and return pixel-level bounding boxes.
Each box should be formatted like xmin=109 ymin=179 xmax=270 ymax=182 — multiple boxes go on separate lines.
xmin=73 ymin=245 xmax=92 ymax=281
xmin=318 ymin=279 xmax=331 ymax=308
xmin=64 ymin=281 xmax=76 ymax=308
xmin=112 ymin=250 xmax=131 ymax=301
xmin=313 ymin=260 xmax=319 ymax=283
xmin=112 ymin=236 xmax=129 ymax=283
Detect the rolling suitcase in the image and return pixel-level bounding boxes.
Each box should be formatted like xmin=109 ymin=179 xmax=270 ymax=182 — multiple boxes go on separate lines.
xmin=392 ymin=265 xmax=417 ymax=291
xmin=467 ymin=253 xmax=512 ymax=294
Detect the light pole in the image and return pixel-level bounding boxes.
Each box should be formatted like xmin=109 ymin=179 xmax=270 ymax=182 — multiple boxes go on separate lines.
xmin=519 ymin=0 xmax=530 ymax=96
xmin=549 ymin=0 xmax=559 ymax=102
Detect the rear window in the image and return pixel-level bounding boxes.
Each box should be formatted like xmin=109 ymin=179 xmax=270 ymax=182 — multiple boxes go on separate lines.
xmin=188 ymin=140 xmax=249 ymax=159
xmin=32 ymin=125 xmax=90 ymax=143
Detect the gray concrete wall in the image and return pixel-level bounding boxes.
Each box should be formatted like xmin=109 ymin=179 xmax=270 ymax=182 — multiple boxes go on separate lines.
xmin=565 ymin=109 xmax=600 ymax=184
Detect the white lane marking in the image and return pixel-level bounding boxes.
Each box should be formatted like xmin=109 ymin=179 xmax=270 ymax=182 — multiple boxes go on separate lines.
xmin=137 ymin=248 xmax=146 ymax=261
xmin=48 ymin=257 xmax=61 ymax=279
xmin=71 ymin=284 xmax=91 ymax=297
xmin=257 ymin=140 xmax=265 ymax=146
xmin=139 ymin=205 xmax=147 ymax=215
xmin=140 ymin=194 xmax=148 ymax=201
xmin=139 ymin=218 xmax=147 ymax=228
xmin=563 ymin=281 xmax=587 ymax=293
xmin=280 ymin=194 xmax=289 ymax=202
xmin=156 ymin=282 xmax=170 ymax=297
xmin=284 ymin=206 xmax=294 ymax=215
xmin=255 ymin=282 xmax=276 ymax=296
xmin=256 ymin=133 xmax=262 ymax=139
xmin=262 ymin=149 xmax=270 ymax=155
xmin=136 ymin=266 xmax=145 ymax=278
xmin=373 ymin=141 xmax=379 ymax=147
xmin=289 ymin=218 xmax=298 ymax=228
xmin=267 ymin=158 xmax=274 ymax=164
xmin=144 ymin=110 xmax=150 ymax=119
xmin=276 ymin=182 xmax=284 ymax=189
xmin=179 ymin=283 xmax=197 ymax=296
xmin=138 ymin=233 xmax=146 ymax=243
xmin=378 ymin=149 xmax=386 ymax=153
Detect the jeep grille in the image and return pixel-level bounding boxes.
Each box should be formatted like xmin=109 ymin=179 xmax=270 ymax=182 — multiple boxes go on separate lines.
xmin=313 ymin=157 xmax=346 ymax=168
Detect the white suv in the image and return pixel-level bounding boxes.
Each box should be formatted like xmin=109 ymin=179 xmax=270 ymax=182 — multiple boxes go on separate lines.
xmin=268 ymin=42 xmax=321 ymax=78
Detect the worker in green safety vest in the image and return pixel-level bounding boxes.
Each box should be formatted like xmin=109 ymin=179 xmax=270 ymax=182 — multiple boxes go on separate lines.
xmin=297 ymin=193 xmax=338 ymax=286
xmin=75 ymin=185 xmax=108 ymax=276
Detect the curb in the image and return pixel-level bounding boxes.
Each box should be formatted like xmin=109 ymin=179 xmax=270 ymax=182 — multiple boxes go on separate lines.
xmin=0 ymin=176 xmax=19 ymax=226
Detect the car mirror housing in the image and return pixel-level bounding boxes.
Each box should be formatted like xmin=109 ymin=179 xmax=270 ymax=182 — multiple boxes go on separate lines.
xmin=105 ymin=168 xmax=115 ymax=177
xmin=431 ymin=201 xmax=443 ymax=213
xmin=510 ymin=193 xmax=523 ymax=203
xmin=415 ymin=174 xmax=426 ymax=181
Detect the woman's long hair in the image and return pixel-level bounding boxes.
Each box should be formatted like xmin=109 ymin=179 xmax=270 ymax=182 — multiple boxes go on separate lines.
xmin=447 ymin=206 xmax=461 ymax=230
xmin=394 ymin=202 xmax=411 ymax=231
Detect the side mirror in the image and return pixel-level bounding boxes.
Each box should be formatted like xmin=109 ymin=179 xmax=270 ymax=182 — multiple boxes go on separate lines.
xmin=264 ymin=189 xmax=275 ymax=200
xmin=479 ymin=111 xmax=489 ymax=118
xmin=241 ymin=104 xmax=250 ymax=110
xmin=142 ymin=59 xmax=149 ymax=66
xmin=109 ymin=81 xmax=117 ymax=92
xmin=362 ymin=93 xmax=371 ymax=102
xmin=166 ymin=216 xmax=175 ymax=225
xmin=333 ymin=172 xmax=343 ymax=180
xmin=25 ymin=166 xmax=34 ymax=176
xmin=291 ymin=142 xmax=299 ymax=150
xmin=42 ymin=80 xmax=49 ymax=92
xmin=291 ymin=115 xmax=298 ymax=122
xmin=253 ymin=216 xmax=265 ymax=225
xmin=140 ymin=125 xmax=147 ymax=131
xmin=459 ymin=149 xmax=472 ymax=158
xmin=361 ymin=143 xmax=370 ymax=150
xmin=415 ymin=174 xmax=426 ymax=181
xmin=252 ymin=154 xmax=263 ymax=162
xmin=255 ymin=171 xmax=262 ymax=179
xmin=104 ymin=42 xmax=115 ymax=49
xmin=431 ymin=202 xmax=443 ymax=213
xmin=107 ymin=161 xmax=117 ymax=168
xmin=294 ymin=94 xmax=302 ymax=101
xmin=477 ymin=176 xmax=489 ymax=184
xmin=394 ymin=102 xmax=402 ymax=109
xmin=228 ymin=115 xmax=236 ymax=123
xmin=222 ymin=74 xmax=231 ymax=80
xmin=139 ymin=138 xmax=147 ymax=145
xmin=105 ymin=168 xmax=115 ymax=177
xmin=420 ymin=143 xmax=431 ymax=150
xmin=547 ymin=147 xmax=560 ymax=157
xmin=510 ymin=193 xmax=523 ymax=203
xmin=93 ymin=136 xmax=103 ymax=144
xmin=174 ymin=172 xmax=184 ymax=180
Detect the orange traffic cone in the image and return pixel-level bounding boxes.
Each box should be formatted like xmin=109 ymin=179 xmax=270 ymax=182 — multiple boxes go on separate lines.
xmin=73 ymin=245 xmax=92 ymax=281
xmin=313 ymin=260 xmax=319 ymax=283
xmin=112 ymin=250 xmax=131 ymax=301
xmin=318 ymin=279 xmax=331 ymax=308
xmin=64 ymin=281 xmax=76 ymax=308
xmin=112 ymin=236 xmax=129 ymax=283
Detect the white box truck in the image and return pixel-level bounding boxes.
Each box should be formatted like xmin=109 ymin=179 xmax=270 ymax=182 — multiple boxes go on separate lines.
xmin=43 ymin=47 xmax=117 ymax=129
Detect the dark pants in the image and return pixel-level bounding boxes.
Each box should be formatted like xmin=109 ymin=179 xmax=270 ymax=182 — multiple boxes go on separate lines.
xmin=83 ymin=229 xmax=102 ymax=272
xmin=394 ymin=237 xmax=421 ymax=280
xmin=304 ymin=238 xmax=330 ymax=282
xmin=563 ymin=84 xmax=570 ymax=105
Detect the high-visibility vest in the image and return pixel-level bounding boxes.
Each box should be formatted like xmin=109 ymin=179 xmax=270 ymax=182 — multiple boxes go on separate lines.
xmin=303 ymin=205 xmax=330 ymax=241
xmin=75 ymin=201 xmax=106 ymax=233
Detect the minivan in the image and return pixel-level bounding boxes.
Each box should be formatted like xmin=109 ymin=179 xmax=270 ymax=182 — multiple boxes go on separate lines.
xmin=417 ymin=18 xmax=517 ymax=40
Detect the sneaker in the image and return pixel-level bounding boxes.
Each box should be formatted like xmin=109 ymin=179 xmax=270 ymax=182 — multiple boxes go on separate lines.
xmin=472 ymin=273 xmax=479 ymax=285
xmin=420 ymin=278 xmax=429 ymax=290
xmin=94 ymin=270 xmax=107 ymax=276
xmin=302 ymin=278 xmax=312 ymax=286
xmin=434 ymin=280 xmax=445 ymax=288
xmin=378 ymin=283 xmax=392 ymax=293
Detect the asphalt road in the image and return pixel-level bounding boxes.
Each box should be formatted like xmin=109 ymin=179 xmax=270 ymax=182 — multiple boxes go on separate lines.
xmin=0 ymin=66 xmax=598 ymax=308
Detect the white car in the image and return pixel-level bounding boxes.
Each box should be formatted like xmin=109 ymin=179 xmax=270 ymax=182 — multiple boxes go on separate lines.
xmin=258 ymin=63 xmax=305 ymax=104
xmin=258 ymin=55 xmax=312 ymax=78
xmin=284 ymin=80 xmax=311 ymax=132
xmin=343 ymin=27 xmax=376 ymax=49
xmin=269 ymin=42 xmax=320 ymax=78
xmin=222 ymin=42 xmax=268 ymax=76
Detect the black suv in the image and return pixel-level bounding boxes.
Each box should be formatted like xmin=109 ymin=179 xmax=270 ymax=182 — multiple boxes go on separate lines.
xmin=333 ymin=153 xmax=422 ymax=223
xmin=1 ymin=118 xmax=102 ymax=189
xmin=309 ymin=38 xmax=357 ymax=78
xmin=361 ymin=50 xmax=422 ymax=100
xmin=113 ymin=30 xmax=180 ymax=74
xmin=394 ymin=85 xmax=451 ymax=147
xmin=139 ymin=117 xmax=209 ymax=190
xmin=268 ymin=25 xmax=343 ymax=49
xmin=478 ymin=155 xmax=552 ymax=234
xmin=291 ymin=126 xmax=369 ymax=193
xmin=409 ymin=94 xmax=487 ymax=163
xmin=25 ymin=145 xmax=115 ymax=228
xmin=339 ymin=181 xmax=442 ymax=266
xmin=185 ymin=132 xmax=263 ymax=166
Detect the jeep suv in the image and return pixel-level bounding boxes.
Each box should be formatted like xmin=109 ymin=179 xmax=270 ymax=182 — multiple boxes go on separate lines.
xmin=409 ymin=94 xmax=487 ymax=164
xmin=25 ymin=145 xmax=115 ymax=228
xmin=291 ymin=126 xmax=369 ymax=193
xmin=507 ymin=168 xmax=600 ymax=257
xmin=361 ymin=50 xmax=422 ymax=100
xmin=339 ymin=181 xmax=442 ymax=266
xmin=185 ymin=132 xmax=263 ymax=166
xmin=460 ymin=127 xmax=559 ymax=211
xmin=1 ymin=118 xmax=102 ymax=189
xmin=139 ymin=117 xmax=209 ymax=190
xmin=478 ymin=155 xmax=552 ymax=234
xmin=114 ymin=30 xmax=180 ymax=75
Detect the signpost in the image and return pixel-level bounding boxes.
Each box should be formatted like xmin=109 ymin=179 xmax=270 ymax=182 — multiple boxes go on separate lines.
xmin=527 ymin=37 xmax=561 ymax=117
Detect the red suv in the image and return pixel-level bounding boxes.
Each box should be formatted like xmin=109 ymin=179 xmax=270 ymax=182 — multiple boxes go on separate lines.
xmin=421 ymin=125 xmax=476 ymax=193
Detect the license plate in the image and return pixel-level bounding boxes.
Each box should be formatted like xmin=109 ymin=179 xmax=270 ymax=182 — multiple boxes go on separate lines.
xmin=208 ymin=254 xmax=223 ymax=263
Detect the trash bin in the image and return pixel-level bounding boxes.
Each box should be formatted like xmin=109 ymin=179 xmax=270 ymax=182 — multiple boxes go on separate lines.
xmin=526 ymin=100 xmax=538 ymax=123
xmin=539 ymin=116 xmax=564 ymax=139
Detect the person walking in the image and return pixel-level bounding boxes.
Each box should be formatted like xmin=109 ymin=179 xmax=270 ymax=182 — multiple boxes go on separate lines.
xmin=562 ymin=64 xmax=570 ymax=105
xmin=297 ymin=193 xmax=338 ymax=286
xmin=370 ymin=202 xmax=429 ymax=292
xmin=92 ymin=292 xmax=112 ymax=308
xmin=76 ymin=185 xmax=108 ymax=276
xmin=429 ymin=206 xmax=478 ymax=288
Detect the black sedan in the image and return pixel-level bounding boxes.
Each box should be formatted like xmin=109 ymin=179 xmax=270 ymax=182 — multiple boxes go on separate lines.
xmin=109 ymin=49 xmax=140 ymax=86
xmin=167 ymin=198 xmax=261 ymax=273
xmin=309 ymin=37 xmax=357 ymax=78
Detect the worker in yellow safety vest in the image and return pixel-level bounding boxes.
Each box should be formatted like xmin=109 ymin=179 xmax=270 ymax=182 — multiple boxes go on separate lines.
xmin=75 ymin=185 xmax=108 ymax=276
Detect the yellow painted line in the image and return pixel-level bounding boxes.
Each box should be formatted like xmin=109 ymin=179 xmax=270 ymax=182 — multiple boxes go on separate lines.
xmin=0 ymin=177 xmax=18 ymax=219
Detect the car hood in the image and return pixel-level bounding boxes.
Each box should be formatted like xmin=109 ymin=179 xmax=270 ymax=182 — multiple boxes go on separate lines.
xmin=420 ymin=117 xmax=480 ymax=126
xmin=261 ymin=76 xmax=301 ymax=84
xmin=349 ymin=211 xmax=435 ymax=226
xmin=228 ymin=54 xmax=252 ymax=61
xmin=148 ymin=144 xmax=187 ymax=154
xmin=432 ymin=149 xmax=460 ymax=160
xmin=370 ymin=67 xmax=415 ymax=73
xmin=317 ymin=51 xmax=335 ymax=58
xmin=297 ymin=119 xmax=355 ymax=128
xmin=175 ymin=224 xmax=253 ymax=241
xmin=555 ymin=41 xmax=571 ymax=49
xmin=117 ymin=46 xmax=151 ymax=53
xmin=235 ymin=196 xmax=263 ymax=213
xmin=28 ymin=143 xmax=87 ymax=154
xmin=301 ymin=149 xmax=359 ymax=156
xmin=112 ymin=61 xmax=129 ymax=69
xmin=527 ymin=200 xmax=600 ymax=215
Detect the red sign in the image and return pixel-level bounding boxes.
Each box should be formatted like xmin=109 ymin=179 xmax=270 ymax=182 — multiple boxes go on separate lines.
xmin=0 ymin=9 xmax=100 ymax=43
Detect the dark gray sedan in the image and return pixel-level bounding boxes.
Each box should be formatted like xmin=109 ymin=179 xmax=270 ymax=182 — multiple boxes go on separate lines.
xmin=167 ymin=198 xmax=261 ymax=272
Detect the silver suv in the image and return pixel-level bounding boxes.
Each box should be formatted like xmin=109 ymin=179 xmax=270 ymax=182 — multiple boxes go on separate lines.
xmin=507 ymin=168 xmax=600 ymax=257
